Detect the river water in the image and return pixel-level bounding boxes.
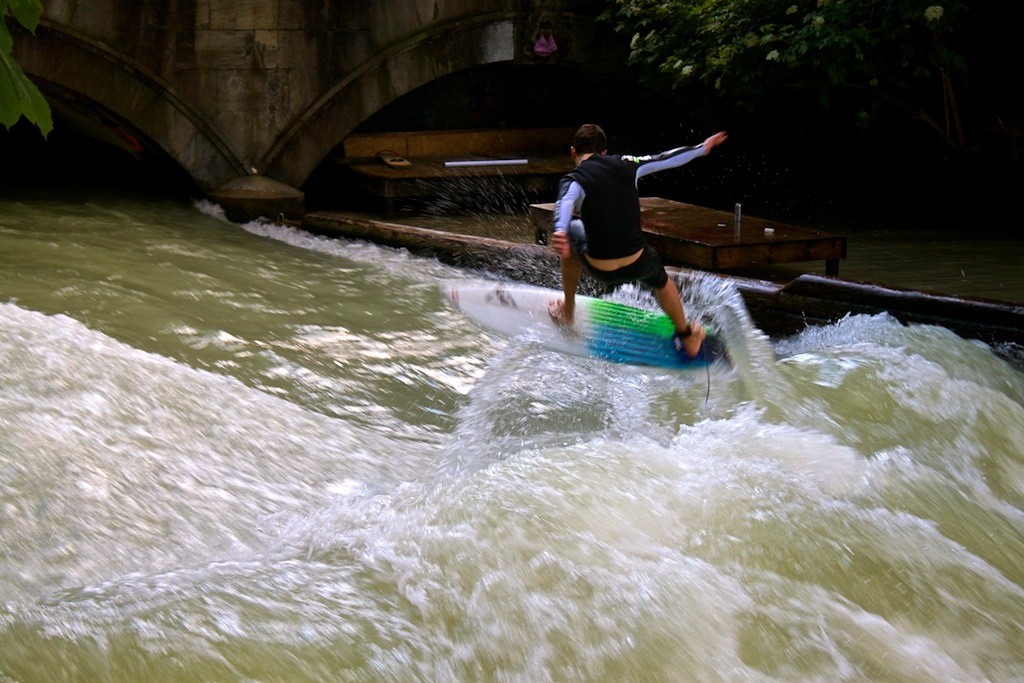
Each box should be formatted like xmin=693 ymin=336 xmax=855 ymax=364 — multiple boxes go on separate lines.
xmin=1 ymin=188 xmax=1023 ymax=681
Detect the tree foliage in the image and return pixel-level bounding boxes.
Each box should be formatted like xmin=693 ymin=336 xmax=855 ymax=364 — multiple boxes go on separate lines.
xmin=600 ymin=0 xmax=969 ymax=150
xmin=1 ymin=0 xmax=51 ymax=136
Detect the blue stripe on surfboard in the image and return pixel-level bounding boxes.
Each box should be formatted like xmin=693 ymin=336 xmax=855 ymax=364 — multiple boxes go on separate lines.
xmin=587 ymin=325 xmax=713 ymax=369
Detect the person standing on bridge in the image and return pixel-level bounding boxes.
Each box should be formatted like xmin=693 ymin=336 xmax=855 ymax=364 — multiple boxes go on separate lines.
xmin=548 ymin=124 xmax=728 ymax=359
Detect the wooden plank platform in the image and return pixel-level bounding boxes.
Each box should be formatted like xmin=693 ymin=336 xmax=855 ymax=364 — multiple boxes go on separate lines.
xmin=345 ymin=153 xmax=571 ymax=216
xmin=342 ymin=127 xmax=575 ymax=159
xmin=340 ymin=128 xmax=574 ymax=217
xmin=529 ymin=197 xmax=847 ymax=275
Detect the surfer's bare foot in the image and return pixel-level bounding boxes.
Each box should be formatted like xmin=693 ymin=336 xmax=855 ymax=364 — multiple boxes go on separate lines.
xmin=673 ymin=324 xmax=706 ymax=358
xmin=548 ymin=299 xmax=574 ymax=327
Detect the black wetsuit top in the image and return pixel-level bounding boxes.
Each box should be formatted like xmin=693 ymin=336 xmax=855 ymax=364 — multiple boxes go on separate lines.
xmin=553 ymin=144 xmax=706 ymax=259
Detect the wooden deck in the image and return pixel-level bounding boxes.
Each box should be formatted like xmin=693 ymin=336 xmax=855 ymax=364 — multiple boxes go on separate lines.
xmin=340 ymin=127 xmax=574 ymax=217
xmin=529 ymin=197 xmax=847 ymax=275
xmin=345 ymin=153 xmax=571 ymax=217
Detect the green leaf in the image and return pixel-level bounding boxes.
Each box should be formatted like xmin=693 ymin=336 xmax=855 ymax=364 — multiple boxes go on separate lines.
xmin=0 ymin=47 xmax=51 ymax=135
xmin=0 ymin=0 xmax=51 ymax=135
xmin=0 ymin=15 xmax=14 ymax=54
xmin=6 ymin=0 xmax=43 ymax=33
xmin=0 ymin=50 xmax=24 ymax=128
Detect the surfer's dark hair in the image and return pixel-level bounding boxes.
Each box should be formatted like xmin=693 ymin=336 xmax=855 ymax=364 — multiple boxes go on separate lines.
xmin=573 ymin=124 xmax=607 ymax=155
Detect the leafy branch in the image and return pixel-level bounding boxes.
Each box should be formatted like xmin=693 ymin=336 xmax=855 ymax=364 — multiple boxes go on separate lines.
xmin=1 ymin=0 xmax=52 ymax=136
xmin=600 ymin=0 xmax=969 ymax=151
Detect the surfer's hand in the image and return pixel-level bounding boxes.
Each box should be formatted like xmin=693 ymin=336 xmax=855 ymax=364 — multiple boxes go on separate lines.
xmin=551 ymin=231 xmax=571 ymax=259
xmin=702 ymin=131 xmax=727 ymax=154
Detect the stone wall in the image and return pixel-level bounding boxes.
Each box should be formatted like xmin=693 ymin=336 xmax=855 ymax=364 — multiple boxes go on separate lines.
xmin=13 ymin=0 xmax=625 ymax=195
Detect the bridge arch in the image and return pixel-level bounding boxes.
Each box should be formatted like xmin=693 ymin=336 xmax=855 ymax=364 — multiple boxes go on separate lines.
xmin=14 ymin=22 xmax=248 ymax=191
xmin=262 ymin=12 xmax=519 ymax=188
xmin=262 ymin=10 xmax=628 ymax=190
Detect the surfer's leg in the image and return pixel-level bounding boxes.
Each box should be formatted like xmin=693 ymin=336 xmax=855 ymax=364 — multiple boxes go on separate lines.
xmin=654 ymin=278 xmax=706 ymax=358
xmin=627 ymin=247 xmax=707 ymax=357
xmin=550 ymin=250 xmax=583 ymax=325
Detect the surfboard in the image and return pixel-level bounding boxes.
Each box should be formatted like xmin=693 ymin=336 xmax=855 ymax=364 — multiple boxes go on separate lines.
xmin=442 ymin=279 xmax=729 ymax=371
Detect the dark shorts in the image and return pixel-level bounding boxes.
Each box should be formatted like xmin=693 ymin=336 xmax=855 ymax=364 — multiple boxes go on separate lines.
xmin=567 ymin=219 xmax=669 ymax=290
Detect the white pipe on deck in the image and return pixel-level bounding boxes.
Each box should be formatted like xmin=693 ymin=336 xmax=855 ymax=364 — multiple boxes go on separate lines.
xmin=443 ymin=159 xmax=529 ymax=168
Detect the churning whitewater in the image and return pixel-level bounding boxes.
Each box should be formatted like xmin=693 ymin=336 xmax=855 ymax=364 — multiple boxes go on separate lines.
xmin=1 ymin=195 xmax=1023 ymax=680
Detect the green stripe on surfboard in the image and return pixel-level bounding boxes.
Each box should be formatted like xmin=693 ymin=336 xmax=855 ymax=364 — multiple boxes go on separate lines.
xmin=586 ymin=299 xmax=675 ymax=338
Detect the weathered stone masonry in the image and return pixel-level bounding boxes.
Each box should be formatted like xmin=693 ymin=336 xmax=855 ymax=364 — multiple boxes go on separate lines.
xmin=13 ymin=0 xmax=621 ymax=216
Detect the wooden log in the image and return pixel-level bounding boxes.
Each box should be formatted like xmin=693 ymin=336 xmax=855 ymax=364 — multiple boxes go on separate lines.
xmin=303 ymin=212 xmax=564 ymax=289
xmin=778 ymin=274 xmax=1024 ymax=346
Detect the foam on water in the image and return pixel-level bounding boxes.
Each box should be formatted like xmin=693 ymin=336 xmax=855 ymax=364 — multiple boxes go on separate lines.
xmin=2 ymin=208 xmax=1024 ymax=680
xmin=192 ymin=198 xmax=228 ymax=222
xmin=237 ymin=217 xmax=464 ymax=286
xmin=0 ymin=302 xmax=428 ymax=601
xmin=7 ymin=409 xmax=1018 ymax=680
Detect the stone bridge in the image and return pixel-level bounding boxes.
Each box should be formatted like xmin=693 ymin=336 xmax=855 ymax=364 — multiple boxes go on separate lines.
xmin=12 ymin=0 xmax=627 ymax=207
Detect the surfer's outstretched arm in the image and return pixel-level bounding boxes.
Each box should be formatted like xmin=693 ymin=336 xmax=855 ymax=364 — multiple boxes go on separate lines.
xmin=628 ymin=131 xmax=728 ymax=181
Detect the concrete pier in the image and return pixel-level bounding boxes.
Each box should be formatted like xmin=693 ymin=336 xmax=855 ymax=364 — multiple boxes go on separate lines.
xmin=208 ymin=176 xmax=305 ymax=223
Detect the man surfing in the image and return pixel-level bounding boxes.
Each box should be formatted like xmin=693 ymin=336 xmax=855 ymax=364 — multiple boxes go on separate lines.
xmin=548 ymin=124 xmax=728 ymax=359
